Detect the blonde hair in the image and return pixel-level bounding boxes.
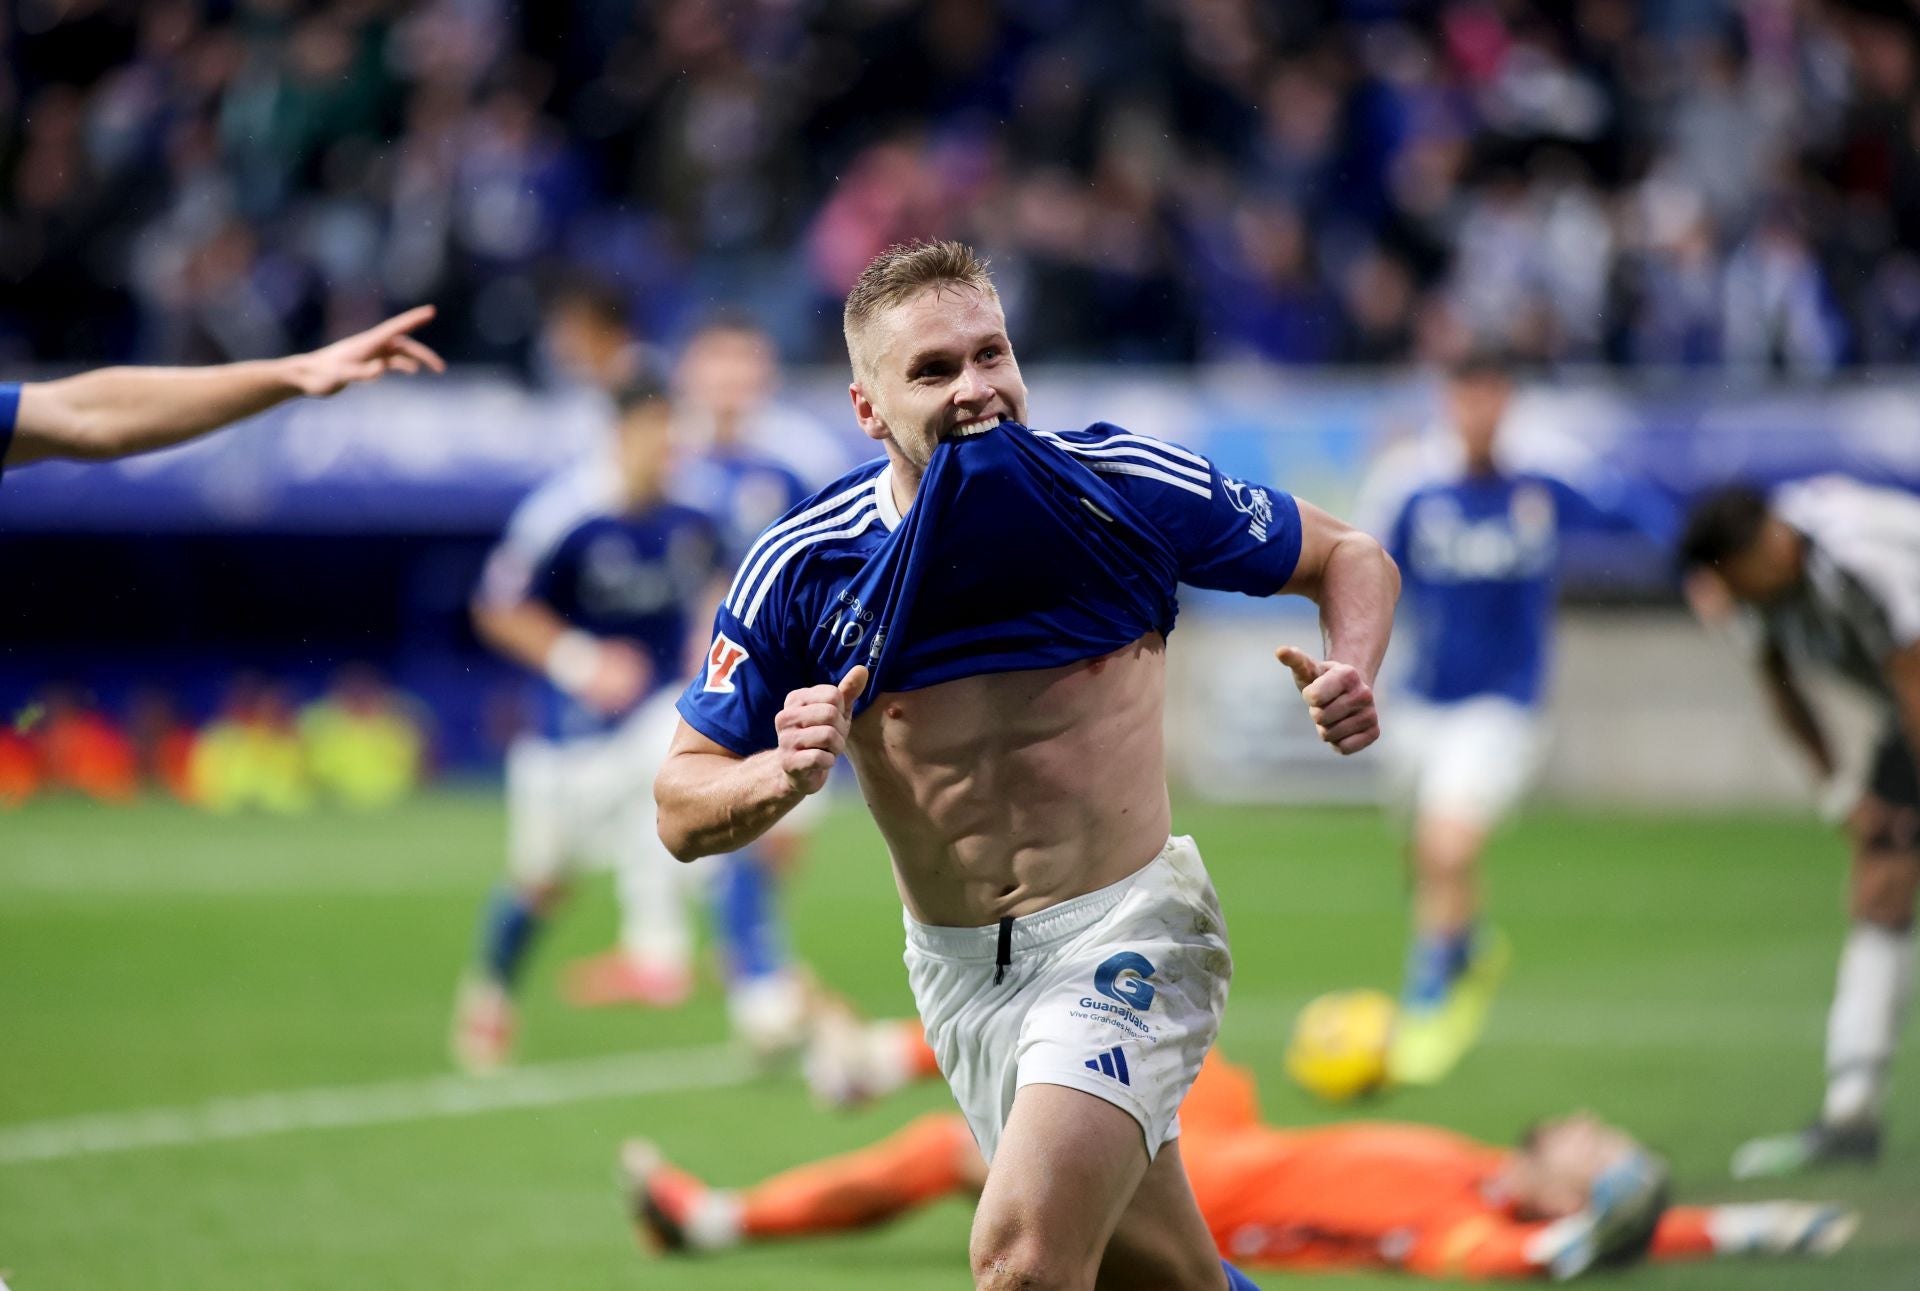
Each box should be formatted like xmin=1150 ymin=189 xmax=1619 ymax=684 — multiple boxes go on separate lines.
xmin=843 ymin=240 xmax=998 ymax=378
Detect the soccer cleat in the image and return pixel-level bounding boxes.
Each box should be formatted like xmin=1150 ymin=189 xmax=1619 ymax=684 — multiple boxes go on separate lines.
xmin=1388 ymin=929 xmax=1511 ymax=1086
xmin=561 ymin=950 xmax=694 ymax=1010
xmin=1730 ymin=1121 xmax=1882 ymax=1180
xmin=450 ymin=977 xmax=515 ymax=1075
xmin=620 ymin=1139 xmax=739 ymax=1254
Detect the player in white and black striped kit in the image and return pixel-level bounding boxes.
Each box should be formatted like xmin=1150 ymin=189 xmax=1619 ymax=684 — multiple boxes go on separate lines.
xmin=1680 ymin=476 xmax=1920 ymax=1177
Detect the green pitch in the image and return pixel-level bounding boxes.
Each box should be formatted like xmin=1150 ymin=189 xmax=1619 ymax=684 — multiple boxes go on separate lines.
xmin=2 ymin=792 xmax=1917 ymax=1290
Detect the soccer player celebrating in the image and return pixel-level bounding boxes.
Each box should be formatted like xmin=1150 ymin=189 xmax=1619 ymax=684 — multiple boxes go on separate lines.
xmin=0 ymin=307 xmax=443 ymax=473
xmin=1353 ymin=354 xmax=1675 ymax=1086
xmin=625 ymin=1052 xmax=1857 ymax=1279
xmin=1680 ymin=479 xmax=1920 ymax=1177
xmin=452 ymin=375 xmax=726 ymax=1073
xmin=656 ymin=241 xmax=1400 ymax=1291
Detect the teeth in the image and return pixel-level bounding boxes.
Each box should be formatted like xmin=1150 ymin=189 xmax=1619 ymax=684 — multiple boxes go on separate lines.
xmin=954 ymin=415 xmax=1002 ymax=437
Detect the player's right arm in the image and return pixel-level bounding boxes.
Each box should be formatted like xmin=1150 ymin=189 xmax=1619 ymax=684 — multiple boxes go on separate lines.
xmin=5 ymin=307 xmax=442 ymax=467
xmin=472 ymin=469 xmax=650 ymax=718
xmin=471 ymin=596 xmax=649 ymax=719
xmin=654 ymin=665 xmax=866 ymax=861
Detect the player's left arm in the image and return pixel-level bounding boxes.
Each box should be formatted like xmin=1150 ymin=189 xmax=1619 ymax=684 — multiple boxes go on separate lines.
xmin=1276 ymin=500 xmax=1402 ymax=755
xmin=6 ymin=306 xmax=443 ymax=467
xmin=1113 ymin=432 xmax=1400 ymax=754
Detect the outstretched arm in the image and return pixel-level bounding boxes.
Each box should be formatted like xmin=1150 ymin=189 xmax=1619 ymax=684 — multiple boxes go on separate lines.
xmin=1276 ymin=500 xmax=1401 ymax=754
xmin=655 ymin=665 xmax=868 ymax=861
xmin=7 ymin=306 xmax=444 ymax=467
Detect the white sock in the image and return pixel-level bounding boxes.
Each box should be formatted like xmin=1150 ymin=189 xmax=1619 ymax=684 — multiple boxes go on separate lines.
xmin=617 ymin=836 xmax=694 ymax=968
xmin=1822 ymin=923 xmax=1914 ymax=1127
xmin=687 ymin=1189 xmax=744 ymax=1251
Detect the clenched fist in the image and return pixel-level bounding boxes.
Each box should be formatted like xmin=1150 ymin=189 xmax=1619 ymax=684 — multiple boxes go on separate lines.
xmin=1276 ymin=646 xmax=1379 ymax=755
xmin=774 ymin=665 xmax=869 ymax=794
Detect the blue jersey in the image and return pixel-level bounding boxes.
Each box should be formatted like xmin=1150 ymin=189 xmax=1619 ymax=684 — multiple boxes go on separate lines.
xmin=480 ymin=460 xmax=723 ymax=741
xmin=678 ymin=421 xmax=1304 ymax=757
xmin=1359 ymin=438 xmax=1675 ymax=707
xmin=0 ymin=381 xmax=19 ymax=481
xmin=670 ymin=448 xmax=809 ymax=569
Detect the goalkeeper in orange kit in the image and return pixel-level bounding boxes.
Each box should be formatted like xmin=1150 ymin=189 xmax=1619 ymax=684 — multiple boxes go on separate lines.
xmin=624 ymin=1050 xmax=1856 ymax=1280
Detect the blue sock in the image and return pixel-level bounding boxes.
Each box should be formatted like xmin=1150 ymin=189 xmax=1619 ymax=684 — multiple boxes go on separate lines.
xmin=1403 ymin=925 xmax=1474 ymax=1009
xmin=479 ymin=886 xmax=541 ymax=988
xmin=712 ymin=848 xmax=787 ymax=982
xmin=1221 ymin=1260 xmax=1261 ymax=1290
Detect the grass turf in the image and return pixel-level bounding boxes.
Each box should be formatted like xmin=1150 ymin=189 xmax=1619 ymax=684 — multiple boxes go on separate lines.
xmin=1 ymin=791 xmax=1916 ymax=1290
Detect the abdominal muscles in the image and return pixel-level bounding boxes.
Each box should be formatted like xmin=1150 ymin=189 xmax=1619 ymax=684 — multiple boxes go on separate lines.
xmin=847 ymin=633 xmax=1173 ymax=926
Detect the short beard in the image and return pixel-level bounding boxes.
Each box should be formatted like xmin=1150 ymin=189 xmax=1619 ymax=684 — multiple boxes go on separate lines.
xmin=889 ymin=430 xmax=936 ymax=473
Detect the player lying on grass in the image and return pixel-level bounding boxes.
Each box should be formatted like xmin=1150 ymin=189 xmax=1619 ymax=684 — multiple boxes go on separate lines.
xmin=1681 ymin=480 xmax=1920 ymax=1178
xmin=624 ymin=1050 xmax=1857 ymax=1281
xmin=656 ymin=240 xmax=1399 ymax=1291
xmin=0 ymin=306 xmax=442 ymax=474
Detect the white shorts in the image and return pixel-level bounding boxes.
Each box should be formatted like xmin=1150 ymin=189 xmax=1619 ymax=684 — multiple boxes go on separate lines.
xmin=903 ymin=836 xmax=1231 ymax=1165
xmin=505 ymin=689 xmax=683 ymax=885
xmin=1379 ymin=696 xmax=1545 ymax=830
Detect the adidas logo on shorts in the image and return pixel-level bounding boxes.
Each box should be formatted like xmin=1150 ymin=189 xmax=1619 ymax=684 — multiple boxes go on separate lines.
xmin=1084 ymin=1046 xmax=1131 ymax=1086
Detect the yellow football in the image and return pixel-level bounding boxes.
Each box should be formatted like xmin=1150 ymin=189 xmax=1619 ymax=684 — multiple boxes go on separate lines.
xmin=1285 ymin=989 xmax=1396 ymax=1102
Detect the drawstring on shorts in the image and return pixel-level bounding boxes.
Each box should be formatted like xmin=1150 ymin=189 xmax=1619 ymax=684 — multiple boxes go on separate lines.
xmin=993 ymin=915 xmax=1014 ymax=985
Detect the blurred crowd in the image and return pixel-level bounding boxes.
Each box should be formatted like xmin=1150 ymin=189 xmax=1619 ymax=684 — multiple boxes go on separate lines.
xmin=0 ymin=667 xmax=429 ymax=811
xmin=6 ymin=0 xmax=1920 ymax=374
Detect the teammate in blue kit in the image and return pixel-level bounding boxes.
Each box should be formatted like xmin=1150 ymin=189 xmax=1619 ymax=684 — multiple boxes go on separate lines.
xmin=654 ymin=242 xmax=1401 ymax=1291
xmin=452 ymin=375 xmax=727 ymax=1073
xmin=0 ymin=307 xmax=441 ymax=480
xmin=1354 ymin=354 xmax=1677 ymax=1086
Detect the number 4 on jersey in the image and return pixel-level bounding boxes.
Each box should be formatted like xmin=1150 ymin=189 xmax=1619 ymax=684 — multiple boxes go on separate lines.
xmin=704 ymin=633 xmax=751 ymax=693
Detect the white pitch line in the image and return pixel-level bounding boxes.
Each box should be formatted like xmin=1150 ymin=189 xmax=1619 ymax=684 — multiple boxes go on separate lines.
xmin=0 ymin=1042 xmax=752 ymax=1166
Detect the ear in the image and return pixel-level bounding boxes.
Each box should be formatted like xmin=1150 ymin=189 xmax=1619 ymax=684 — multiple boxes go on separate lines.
xmin=848 ymin=381 xmax=888 ymax=443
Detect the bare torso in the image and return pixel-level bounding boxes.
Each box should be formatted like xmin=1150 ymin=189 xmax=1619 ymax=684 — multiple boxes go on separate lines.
xmin=845 ymin=632 xmax=1172 ymax=926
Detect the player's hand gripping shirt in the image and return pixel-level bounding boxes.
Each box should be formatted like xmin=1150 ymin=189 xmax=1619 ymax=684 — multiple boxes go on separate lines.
xmin=678 ymin=421 xmax=1303 ymax=755
xmin=480 ymin=459 xmax=723 ymax=741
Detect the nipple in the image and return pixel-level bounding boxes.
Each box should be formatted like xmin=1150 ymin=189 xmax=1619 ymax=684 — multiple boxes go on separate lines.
xmin=885 ymin=704 xmax=906 ymax=720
